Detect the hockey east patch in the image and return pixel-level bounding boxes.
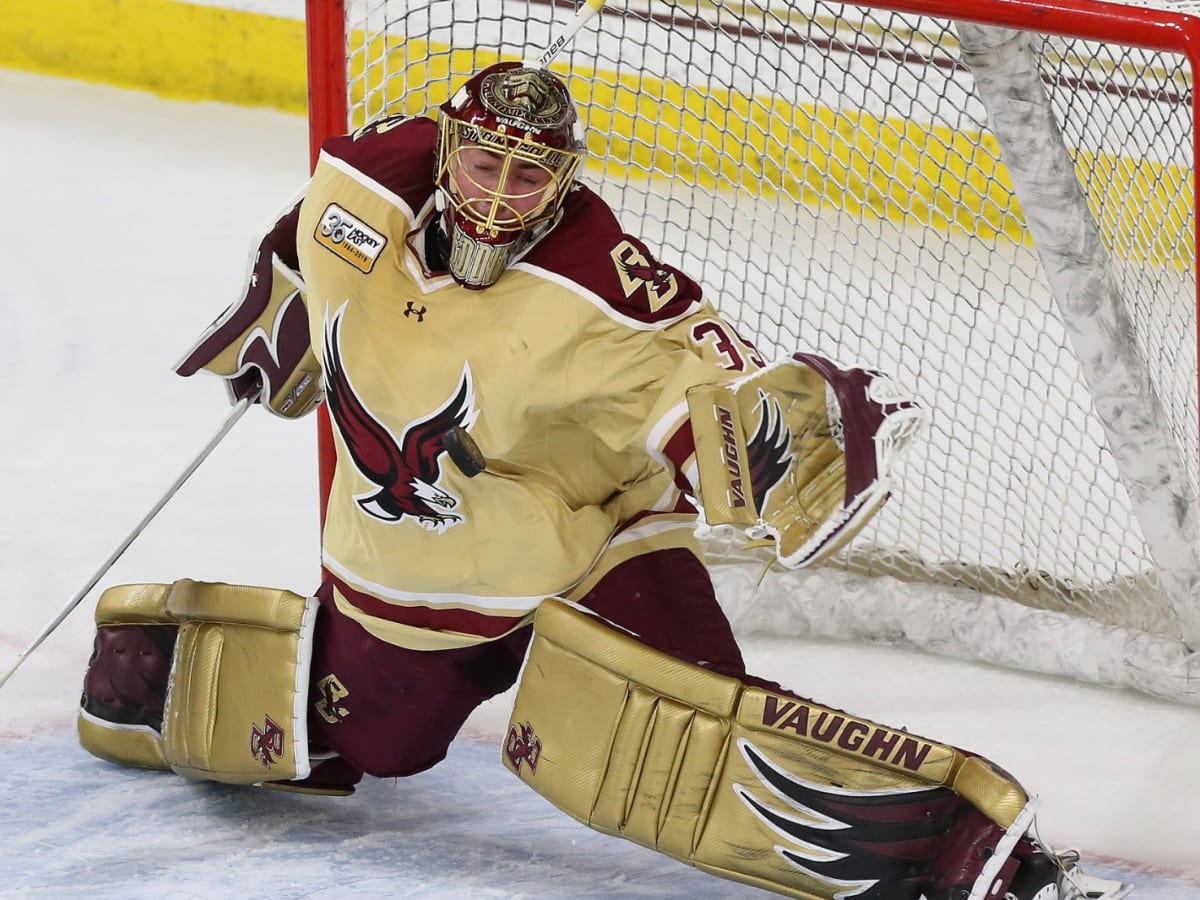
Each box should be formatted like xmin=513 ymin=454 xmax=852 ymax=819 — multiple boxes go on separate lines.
xmin=314 ymin=203 xmax=387 ymax=273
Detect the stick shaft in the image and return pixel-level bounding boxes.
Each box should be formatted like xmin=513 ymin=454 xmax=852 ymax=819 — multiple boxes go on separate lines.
xmin=526 ymin=0 xmax=607 ymax=68
xmin=0 ymin=398 xmax=252 ymax=691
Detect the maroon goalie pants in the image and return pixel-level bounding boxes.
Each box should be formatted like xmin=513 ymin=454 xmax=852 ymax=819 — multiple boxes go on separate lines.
xmin=306 ymin=547 xmax=747 ymax=780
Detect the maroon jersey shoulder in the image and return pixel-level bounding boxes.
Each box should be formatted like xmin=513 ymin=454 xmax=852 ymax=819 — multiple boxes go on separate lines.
xmin=524 ymin=185 xmax=705 ymax=325
xmin=319 ymin=115 xmax=439 ymax=215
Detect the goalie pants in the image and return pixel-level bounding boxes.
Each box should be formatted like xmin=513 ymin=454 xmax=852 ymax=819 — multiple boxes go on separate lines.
xmin=308 ymin=546 xmax=751 ymax=780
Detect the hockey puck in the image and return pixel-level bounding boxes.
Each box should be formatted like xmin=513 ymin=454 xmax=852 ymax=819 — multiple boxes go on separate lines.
xmin=443 ymin=426 xmax=487 ymax=477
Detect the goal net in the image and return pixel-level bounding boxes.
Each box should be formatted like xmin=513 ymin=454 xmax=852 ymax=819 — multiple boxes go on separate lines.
xmin=305 ymin=0 xmax=1200 ymax=703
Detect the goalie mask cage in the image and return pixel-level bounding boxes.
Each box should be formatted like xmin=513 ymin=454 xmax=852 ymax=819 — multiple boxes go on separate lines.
xmin=305 ymin=0 xmax=1200 ymax=703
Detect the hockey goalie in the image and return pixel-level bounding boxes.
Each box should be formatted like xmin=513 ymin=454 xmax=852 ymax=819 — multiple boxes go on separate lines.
xmin=77 ymin=62 xmax=1126 ymax=900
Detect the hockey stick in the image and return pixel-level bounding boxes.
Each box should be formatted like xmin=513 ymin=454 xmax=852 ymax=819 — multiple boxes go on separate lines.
xmin=525 ymin=0 xmax=608 ymax=69
xmin=0 ymin=397 xmax=253 ymax=691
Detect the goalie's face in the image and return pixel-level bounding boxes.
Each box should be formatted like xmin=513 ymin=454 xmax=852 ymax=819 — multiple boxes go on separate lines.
xmin=446 ymin=142 xmax=561 ymax=230
xmin=436 ymin=62 xmax=585 ymax=289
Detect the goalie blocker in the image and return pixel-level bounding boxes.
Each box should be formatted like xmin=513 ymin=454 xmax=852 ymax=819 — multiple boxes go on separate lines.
xmin=503 ymin=599 xmax=1128 ymax=900
xmin=175 ymin=195 xmax=323 ymax=420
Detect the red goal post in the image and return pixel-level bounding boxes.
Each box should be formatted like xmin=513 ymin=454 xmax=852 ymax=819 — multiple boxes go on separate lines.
xmin=304 ymin=0 xmax=1200 ymax=703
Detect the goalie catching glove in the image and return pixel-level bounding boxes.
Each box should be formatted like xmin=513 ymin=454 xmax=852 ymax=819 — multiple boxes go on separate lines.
xmin=687 ymin=352 xmax=925 ymax=568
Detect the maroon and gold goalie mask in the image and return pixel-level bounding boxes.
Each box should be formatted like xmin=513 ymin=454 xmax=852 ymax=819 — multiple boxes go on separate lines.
xmin=436 ymin=61 xmax=586 ymax=289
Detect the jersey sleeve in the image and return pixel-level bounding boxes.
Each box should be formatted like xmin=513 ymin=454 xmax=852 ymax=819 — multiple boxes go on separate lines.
xmin=522 ymin=192 xmax=768 ymax=505
xmin=318 ymin=115 xmax=440 ymax=214
xmin=639 ymin=307 xmax=768 ymax=502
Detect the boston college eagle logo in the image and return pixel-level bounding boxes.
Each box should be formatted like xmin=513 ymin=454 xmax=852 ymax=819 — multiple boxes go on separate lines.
xmin=610 ymin=239 xmax=679 ymax=311
xmin=249 ymin=715 xmax=286 ymax=768
xmin=323 ymin=306 xmax=478 ymax=532
xmin=504 ymin=721 xmax=542 ymax=774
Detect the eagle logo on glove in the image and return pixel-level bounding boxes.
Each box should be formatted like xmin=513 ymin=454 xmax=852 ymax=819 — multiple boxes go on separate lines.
xmin=745 ymin=389 xmax=794 ymax=514
xmin=323 ymin=306 xmax=478 ymax=532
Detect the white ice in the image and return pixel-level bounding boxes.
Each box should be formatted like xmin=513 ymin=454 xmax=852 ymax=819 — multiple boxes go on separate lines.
xmin=0 ymin=69 xmax=1197 ymax=897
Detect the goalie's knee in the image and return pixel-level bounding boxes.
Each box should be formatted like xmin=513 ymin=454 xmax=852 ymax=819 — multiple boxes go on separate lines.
xmin=78 ymin=580 xmax=319 ymax=786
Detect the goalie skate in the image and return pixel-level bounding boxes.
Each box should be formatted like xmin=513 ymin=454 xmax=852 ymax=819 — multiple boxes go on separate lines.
xmin=1004 ymin=850 xmax=1132 ymax=900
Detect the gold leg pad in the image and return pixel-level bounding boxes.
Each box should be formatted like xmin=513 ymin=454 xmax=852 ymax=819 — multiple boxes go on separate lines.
xmin=77 ymin=580 xmax=320 ymax=787
xmin=162 ymin=580 xmax=319 ymax=785
xmin=503 ymin=598 xmax=1029 ymax=900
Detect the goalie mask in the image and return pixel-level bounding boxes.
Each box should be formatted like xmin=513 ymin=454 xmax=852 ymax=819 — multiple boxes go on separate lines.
xmin=436 ymin=62 xmax=586 ymax=289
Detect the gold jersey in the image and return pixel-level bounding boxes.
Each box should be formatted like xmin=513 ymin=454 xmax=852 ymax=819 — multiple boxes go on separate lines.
xmin=295 ymin=116 xmax=763 ymax=651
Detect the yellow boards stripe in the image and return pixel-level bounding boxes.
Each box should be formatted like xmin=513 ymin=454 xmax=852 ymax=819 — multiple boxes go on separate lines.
xmin=0 ymin=0 xmax=307 ymax=113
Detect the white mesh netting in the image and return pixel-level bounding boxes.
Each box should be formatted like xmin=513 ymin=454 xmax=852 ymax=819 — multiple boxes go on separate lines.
xmin=329 ymin=0 xmax=1200 ymax=701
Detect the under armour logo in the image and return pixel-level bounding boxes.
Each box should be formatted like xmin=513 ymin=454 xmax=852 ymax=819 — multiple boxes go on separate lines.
xmin=249 ymin=714 xmax=286 ymax=768
xmin=505 ymin=721 xmax=542 ymax=774
xmin=405 ymin=301 xmax=427 ymax=322
xmin=314 ymin=674 xmax=350 ymax=725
